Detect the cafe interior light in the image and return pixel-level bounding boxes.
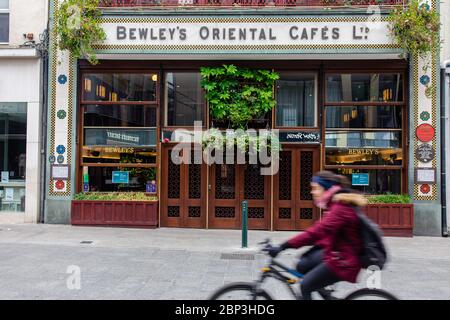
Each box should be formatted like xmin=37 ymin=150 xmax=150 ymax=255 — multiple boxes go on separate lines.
xmin=96 ymin=85 xmax=106 ymax=98
xmin=109 ymin=92 xmax=118 ymax=102
xmin=343 ymin=113 xmax=350 ymax=123
xmin=351 ymin=108 xmax=358 ymax=119
xmin=84 ymin=78 xmax=92 ymax=92
xmin=152 ymin=74 xmax=158 ymax=82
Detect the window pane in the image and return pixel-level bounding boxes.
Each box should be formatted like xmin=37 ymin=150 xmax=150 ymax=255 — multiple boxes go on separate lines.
xmin=276 ymin=73 xmax=316 ymax=127
xmin=84 ymin=128 xmax=157 ymax=147
xmin=326 ymin=106 xmax=402 ymax=129
xmin=82 ymin=146 xmax=157 ymax=164
xmin=326 ymin=74 xmax=403 ymax=102
xmin=326 ymin=147 xmax=402 ymax=166
xmin=0 ymin=103 xmax=27 ymax=179
xmin=165 ymin=73 xmax=204 ymax=126
xmin=86 ymin=166 xmax=156 ymax=192
xmin=333 ymin=168 xmax=402 ymax=194
xmin=83 ymin=74 xmax=157 ymax=102
xmin=0 ymin=0 xmax=9 ymax=9
xmin=325 ymin=131 xmax=401 ymax=148
xmin=0 ymin=101 xmax=26 ymax=212
xmin=84 ymin=105 xmax=156 ymax=127
xmin=0 ymin=14 xmax=9 ymax=43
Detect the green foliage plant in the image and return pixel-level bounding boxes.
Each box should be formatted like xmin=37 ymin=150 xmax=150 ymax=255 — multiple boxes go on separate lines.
xmin=200 ymin=64 xmax=279 ymax=129
xmin=388 ymin=0 xmax=440 ymax=97
xmin=366 ymin=193 xmax=411 ymax=204
xmin=73 ymin=192 xmax=157 ymax=201
xmin=56 ymin=0 xmax=106 ymax=65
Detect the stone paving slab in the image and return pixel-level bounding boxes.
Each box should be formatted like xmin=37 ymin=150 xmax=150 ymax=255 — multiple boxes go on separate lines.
xmin=0 ymin=224 xmax=450 ymax=300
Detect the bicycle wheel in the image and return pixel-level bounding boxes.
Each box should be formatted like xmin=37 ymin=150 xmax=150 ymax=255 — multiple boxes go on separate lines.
xmin=209 ymin=282 xmax=274 ymax=300
xmin=344 ymin=288 xmax=398 ymax=300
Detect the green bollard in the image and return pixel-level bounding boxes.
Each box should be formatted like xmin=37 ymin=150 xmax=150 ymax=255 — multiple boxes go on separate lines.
xmin=242 ymin=200 xmax=248 ymax=248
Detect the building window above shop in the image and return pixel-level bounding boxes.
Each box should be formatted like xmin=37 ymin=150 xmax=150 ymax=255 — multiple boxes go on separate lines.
xmin=275 ymin=73 xmax=316 ymax=127
xmin=165 ymin=72 xmax=204 ymax=127
xmin=0 ymin=0 xmax=9 ymax=43
xmin=326 ymin=73 xmax=403 ymax=103
xmin=82 ymin=73 xmax=158 ymax=102
xmin=0 ymin=102 xmax=27 ymax=212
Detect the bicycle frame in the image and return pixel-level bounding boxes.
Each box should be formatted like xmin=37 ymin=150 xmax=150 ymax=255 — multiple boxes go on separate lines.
xmin=252 ymin=257 xmax=336 ymax=300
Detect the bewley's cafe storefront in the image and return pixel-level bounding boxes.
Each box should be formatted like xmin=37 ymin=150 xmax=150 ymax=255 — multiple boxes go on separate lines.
xmin=45 ymin=2 xmax=442 ymax=235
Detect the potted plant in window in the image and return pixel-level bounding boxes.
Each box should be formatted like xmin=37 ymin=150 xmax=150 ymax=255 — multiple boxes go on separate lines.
xmin=71 ymin=192 xmax=158 ymax=228
xmin=362 ymin=193 xmax=414 ymax=237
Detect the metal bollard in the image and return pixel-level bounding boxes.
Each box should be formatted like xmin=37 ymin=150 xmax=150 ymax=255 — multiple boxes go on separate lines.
xmin=242 ymin=200 xmax=248 ymax=248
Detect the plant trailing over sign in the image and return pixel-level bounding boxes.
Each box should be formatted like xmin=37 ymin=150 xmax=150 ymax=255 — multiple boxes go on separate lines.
xmin=200 ymin=64 xmax=279 ymax=129
xmin=56 ymin=0 xmax=106 ymax=65
xmin=388 ymin=0 xmax=440 ymax=96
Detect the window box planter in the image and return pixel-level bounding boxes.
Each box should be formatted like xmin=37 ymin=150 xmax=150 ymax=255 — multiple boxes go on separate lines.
xmin=71 ymin=194 xmax=158 ymax=228
xmin=361 ymin=203 xmax=414 ymax=237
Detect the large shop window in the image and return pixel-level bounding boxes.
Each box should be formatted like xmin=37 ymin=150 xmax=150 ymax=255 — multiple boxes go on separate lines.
xmin=0 ymin=0 xmax=9 ymax=43
xmin=165 ymin=72 xmax=204 ymax=127
xmin=324 ymin=73 xmax=405 ymax=194
xmin=276 ymin=73 xmax=317 ymax=127
xmin=81 ymin=73 xmax=158 ymax=192
xmin=0 ymin=103 xmax=26 ymax=212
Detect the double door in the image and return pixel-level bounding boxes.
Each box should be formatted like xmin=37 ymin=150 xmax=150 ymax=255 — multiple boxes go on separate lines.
xmin=161 ymin=145 xmax=319 ymax=231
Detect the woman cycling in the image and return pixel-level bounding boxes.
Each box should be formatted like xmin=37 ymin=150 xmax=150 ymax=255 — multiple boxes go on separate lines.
xmin=268 ymin=170 xmax=368 ymax=300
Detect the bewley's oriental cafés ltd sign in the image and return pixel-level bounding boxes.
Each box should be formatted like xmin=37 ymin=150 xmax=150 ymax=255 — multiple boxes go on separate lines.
xmin=100 ymin=20 xmax=394 ymax=47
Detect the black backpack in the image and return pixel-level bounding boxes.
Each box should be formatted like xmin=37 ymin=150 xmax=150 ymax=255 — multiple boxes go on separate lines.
xmin=353 ymin=206 xmax=388 ymax=270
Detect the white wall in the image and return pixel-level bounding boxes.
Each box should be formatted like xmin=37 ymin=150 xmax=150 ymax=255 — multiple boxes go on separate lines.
xmin=0 ymin=59 xmax=43 ymax=224
xmin=1 ymin=0 xmax=49 ymax=47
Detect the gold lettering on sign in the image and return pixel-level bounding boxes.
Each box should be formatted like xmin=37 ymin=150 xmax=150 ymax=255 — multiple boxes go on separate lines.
xmin=347 ymin=149 xmax=380 ymax=155
xmin=103 ymin=147 xmax=135 ymax=154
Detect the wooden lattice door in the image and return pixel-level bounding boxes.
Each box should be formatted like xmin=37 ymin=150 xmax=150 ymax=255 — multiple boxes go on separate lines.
xmin=161 ymin=146 xmax=206 ymax=228
xmin=274 ymin=147 xmax=320 ymax=231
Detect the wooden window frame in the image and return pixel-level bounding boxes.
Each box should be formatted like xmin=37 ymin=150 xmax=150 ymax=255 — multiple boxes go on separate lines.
xmin=162 ymin=71 xmax=207 ymax=129
xmin=77 ymin=69 xmax=161 ymax=193
xmin=273 ymin=72 xmax=319 ymax=130
xmin=321 ymin=69 xmax=408 ymax=194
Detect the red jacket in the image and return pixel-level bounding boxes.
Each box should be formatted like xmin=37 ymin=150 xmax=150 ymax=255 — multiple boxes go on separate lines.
xmin=286 ymin=192 xmax=367 ymax=283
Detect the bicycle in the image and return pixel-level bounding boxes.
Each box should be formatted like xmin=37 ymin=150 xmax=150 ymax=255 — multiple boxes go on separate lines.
xmin=209 ymin=239 xmax=398 ymax=300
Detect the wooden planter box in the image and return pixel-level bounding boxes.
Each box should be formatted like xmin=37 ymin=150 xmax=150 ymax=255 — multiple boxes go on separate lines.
xmin=71 ymin=200 xmax=158 ymax=228
xmin=361 ymin=204 xmax=414 ymax=237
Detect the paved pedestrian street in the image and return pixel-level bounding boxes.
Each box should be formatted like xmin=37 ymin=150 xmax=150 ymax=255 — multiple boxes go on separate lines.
xmin=0 ymin=224 xmax=449 ymax=300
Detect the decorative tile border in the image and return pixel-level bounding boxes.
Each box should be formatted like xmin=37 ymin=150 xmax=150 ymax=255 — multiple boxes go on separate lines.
xmin=411 ymin=0 xmax=439 ymax=201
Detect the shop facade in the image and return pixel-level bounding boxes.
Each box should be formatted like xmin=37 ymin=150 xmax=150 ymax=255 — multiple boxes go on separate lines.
xmin=0 ymin=0 xmax=48 ymax=224
xmin=45 ymin=0 xmax=442 ymax=236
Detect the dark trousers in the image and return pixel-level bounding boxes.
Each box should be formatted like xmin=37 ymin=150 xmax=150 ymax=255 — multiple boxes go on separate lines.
xmin=296 ymin=247 xmax=341 ymax=300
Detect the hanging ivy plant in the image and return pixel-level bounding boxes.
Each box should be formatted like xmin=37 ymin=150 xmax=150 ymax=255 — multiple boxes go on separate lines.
xmin=200 ymin=64 xmax=279 ymax=129
xmin=201 ymin=129 xmax=282 ymax=160
xmin=388 ymin=0 xmax=440 ymax=97
xmin=56 ymin=0 xmax=106 ymax=65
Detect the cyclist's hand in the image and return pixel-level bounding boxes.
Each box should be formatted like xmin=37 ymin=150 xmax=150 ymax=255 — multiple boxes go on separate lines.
xmin=267 ymin=245 xmax=284 ymax=258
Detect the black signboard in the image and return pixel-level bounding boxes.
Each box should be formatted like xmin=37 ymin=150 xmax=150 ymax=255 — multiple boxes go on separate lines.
xmin=279 ymin=131 xmax=320 ymax=143
xmin=415 ymin=143 xmax=435 ymax=163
